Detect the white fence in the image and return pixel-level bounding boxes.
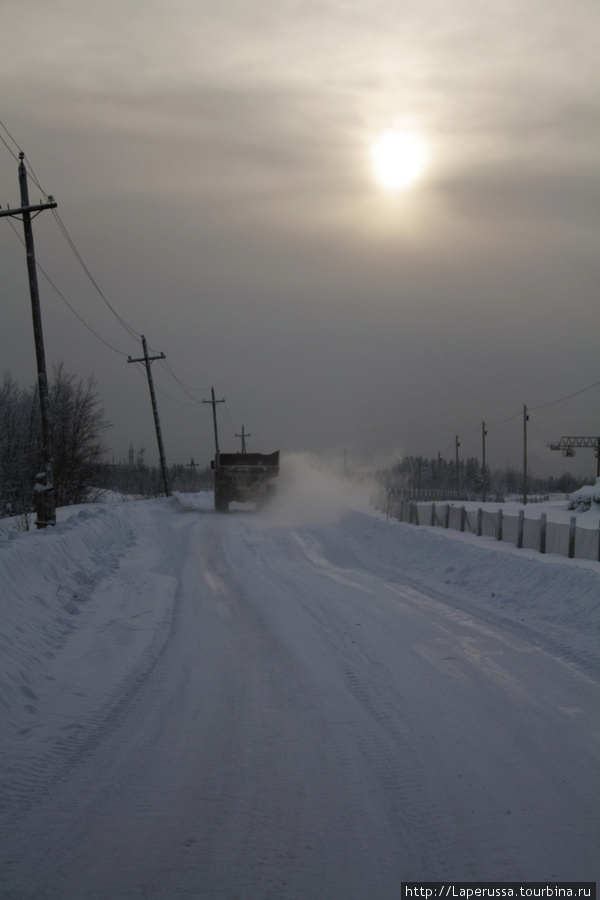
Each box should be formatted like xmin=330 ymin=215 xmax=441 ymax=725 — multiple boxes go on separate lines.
xmin=382 ymin=494 xmax=600 ymax=563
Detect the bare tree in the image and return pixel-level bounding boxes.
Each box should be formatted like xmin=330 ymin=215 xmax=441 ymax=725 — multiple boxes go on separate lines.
xmin=48 ymin=364 xmax=110 ymax=507
xmin=0 ymin=365 xmax=110 ymax=518
xmin=0 ymin=373 xmax=38 ymax=524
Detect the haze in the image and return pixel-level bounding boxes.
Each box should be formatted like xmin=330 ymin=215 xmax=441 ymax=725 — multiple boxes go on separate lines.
xmin=1 ymin=0 xmax=598 ymax=479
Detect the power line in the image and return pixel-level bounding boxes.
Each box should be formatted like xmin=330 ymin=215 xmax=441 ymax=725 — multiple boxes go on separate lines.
xmin=0 ymin=132 xmax=20 ymax=162
xmin=455 ymin=377 xmax=600 ymax=446
xmin=529 ymin=378 xmax=600 ymax=412
xmin=0 ymin=123 xmax=52 ymax=202
xmin=3 ymin=216 xmax=129 ymax=357
xmin=126 ymin=357 xmax=208 ymax=407
xmin=485 ymin=409 xmax=522 ymax=429
xmin=0 ymin=120 xmax=21 ymax=161
xmin=1 ymin=123 xmax=140 ymax=342
xmin=155 ymin=382 xmax=208 ymax=407
xmin=162 ymin=360 xmax=209 ymax=393
xmin=218 ymin=399 xmax=236 ymax=436
xmin=5 ymin=213 xmax=208 ymax=405
xmin=51 ymin=209 xmax=141 ymax=340
xmin=1 ymin=124 xmax=220 ymax=415
xmin=157 ymin=359 xmax=209 ymax=403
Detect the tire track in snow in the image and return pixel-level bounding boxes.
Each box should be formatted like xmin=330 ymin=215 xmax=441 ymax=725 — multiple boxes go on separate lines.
xmin=238 ymin=522 xmax=483 ymax=879
xmin=0 ymin=505 xmax=186 ymax=880
xmin=3 ymin=504 xmax=599 ymax=896
xmin=250 ymin=520 xmax=600 ymax=882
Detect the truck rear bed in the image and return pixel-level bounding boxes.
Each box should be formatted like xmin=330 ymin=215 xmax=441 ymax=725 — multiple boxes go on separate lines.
xmin=212 ymin=451 xmax=280 ymax=512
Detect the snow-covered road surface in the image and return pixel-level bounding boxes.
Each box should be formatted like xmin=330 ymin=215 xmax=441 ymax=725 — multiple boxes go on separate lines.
xmin=1 ymin=488 xmax=599 ymax=898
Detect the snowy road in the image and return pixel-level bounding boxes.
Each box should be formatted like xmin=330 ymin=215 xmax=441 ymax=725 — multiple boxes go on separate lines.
xmin=1 ymin=490 xmax=599 ymax=898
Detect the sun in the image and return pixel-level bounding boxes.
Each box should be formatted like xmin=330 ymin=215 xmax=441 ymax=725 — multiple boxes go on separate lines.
xmin=370 ymin=130 xmax=428 ymax=190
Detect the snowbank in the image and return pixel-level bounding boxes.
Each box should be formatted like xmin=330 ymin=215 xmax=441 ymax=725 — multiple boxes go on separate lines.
xmin=567 ymin=476 xmax=600 ymax=511
xmin=0 ymin=499 xmax=178 ymax=810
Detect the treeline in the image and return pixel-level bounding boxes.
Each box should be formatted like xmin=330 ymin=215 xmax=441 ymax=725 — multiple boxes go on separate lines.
xmin=0 ymin=365 xmax=108 ymax=524
xmin=94 ymin=458 xmax=213 ymax=498
xmin=1 ymin=367 xmax=216 ymax=527
xmin=2 ymin=364 xmax=589 ymax=527
xmin=379 ymin=455 xmax=589 ymax=500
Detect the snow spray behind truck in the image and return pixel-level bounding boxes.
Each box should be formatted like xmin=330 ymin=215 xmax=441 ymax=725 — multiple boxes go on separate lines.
xmin=211 ymin=451 xmax=280 ymax=513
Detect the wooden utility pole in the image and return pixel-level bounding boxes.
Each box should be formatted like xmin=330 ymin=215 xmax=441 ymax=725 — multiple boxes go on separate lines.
xmin=523 ymin=404 xmax=529 ymax=506
xmin=127 ymin=336 xmax=170 ymax=496
xmin=186 ymin=457 xmax=198 ymax=487
xmin=482 ymin=421 xmax=488 ymax=503
xmin=235 ymin=425 xmax=250 ymax=453
xmin=203 ymin=387 xmax=225 ymax=470
xmin=0 ymin=152 xmax=58 ymax=527
xmin=455 ymin=435 xmax=460 ymax=499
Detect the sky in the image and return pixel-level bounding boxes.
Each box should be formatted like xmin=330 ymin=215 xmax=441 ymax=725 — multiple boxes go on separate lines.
xmin=1 ymin=0 xmax=599 ymax=479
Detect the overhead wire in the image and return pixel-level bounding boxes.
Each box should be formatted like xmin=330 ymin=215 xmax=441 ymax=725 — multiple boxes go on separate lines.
xmin=217 ymin=398 xmax=237 ymax=436
xmin=0 ymin=120 xmax=22 ymax=162
xmin=2 ymin=215 xmax=130 ymax=357
xmin=1 ymin=124 xmax=141 ymax=345
xmin=159 ymin=360 xmax=209 ymax=397
xmin=528 ymin=378 xmax=600 ymax=413
xmin=486 ymin=410 xmax=522 ymax=428
xmin=1 ymin=125 xmax=224 ymax=428
xmin=453 ymin=376 xmax=600 ymax=457
xmin=0 ymin=122 xmax=52 ymax=203
xmin=8 ymin=124 xmax=596 ymax=450
xmin=51 ymin=208 xmax=141 ymax=341
xmin=0 ymin=132 xmax=20 ymax=163
xmin=0 ymin=120 xmax=22 ymax=152
xmin=2 ymin=127 xmax=230 ymax=421
xmin=1 ymin=127 xmax=208 ymax=405
xmin=152 ymin=357 xmax=211 ymax=404
xmin=0 ymin=122 xmax=51 ymax=203
xmin=128 ymin=360 xmax=185 ymax=408
xmin=10 ymin=206 xmax=207 ymax=405
xmin=154 ymin=381 xmax=209 ymax=407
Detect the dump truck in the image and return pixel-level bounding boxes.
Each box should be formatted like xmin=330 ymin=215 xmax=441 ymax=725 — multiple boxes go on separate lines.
xmin=211 ymin=451 xmax=280 ymax=513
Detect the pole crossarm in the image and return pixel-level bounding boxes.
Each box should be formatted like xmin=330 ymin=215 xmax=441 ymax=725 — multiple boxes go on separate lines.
xmin=127 ymin=351 xmax=166 ymax=365
xmin=127 ymin=336 xmax=169 ymax=496
xmin=236 ymin=425 xmax=250 ymax=454
xmin=0 ymin=200 xmax=57 ymax=218
xmin=203 ymin=388 xmax=225 ymax=469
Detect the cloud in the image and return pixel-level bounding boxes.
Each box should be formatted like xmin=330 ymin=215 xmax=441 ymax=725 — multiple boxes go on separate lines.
xmin=1 ymin=0 xmax=598 ymax=479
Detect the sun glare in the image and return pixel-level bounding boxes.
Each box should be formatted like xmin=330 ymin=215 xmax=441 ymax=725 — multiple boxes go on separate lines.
xmin=371 ymin=130 xmax=428 ymax=190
